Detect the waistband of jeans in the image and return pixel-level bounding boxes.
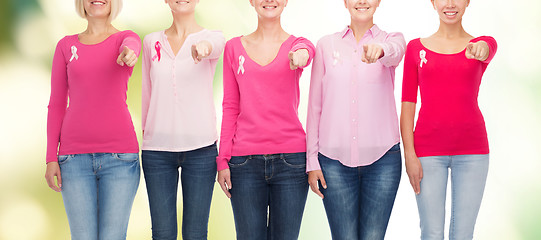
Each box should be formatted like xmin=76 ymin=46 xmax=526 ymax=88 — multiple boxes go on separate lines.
xmin=246 ymin=152 xmax=305 ymax=160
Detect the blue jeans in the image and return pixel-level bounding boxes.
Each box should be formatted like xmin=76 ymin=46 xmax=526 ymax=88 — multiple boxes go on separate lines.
xmin=228 ymin=152 xmax=309 ymax=240
xmin=416 ymin=154 xmax=489 ymax=240
xmin=319 ymin=143 xmax=402 ymax=240
xmin=59 ymin=153 xmax=140 ymax=240
xmin=141 ymin=143 xmax=217 ymax=240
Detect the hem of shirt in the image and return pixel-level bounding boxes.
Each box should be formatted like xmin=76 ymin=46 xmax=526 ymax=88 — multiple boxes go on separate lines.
xmin=142 ymin=139 xmax=217 ymax=152
xmin=319 ymin=141 xmax=400 ymax=168
xmin=416 ymin=149 xmax=490 ymax=158
xmin=57 ymin=148 xmax=140 ymax=156
xmin=231 ymin=146 xmax=306 ymax=157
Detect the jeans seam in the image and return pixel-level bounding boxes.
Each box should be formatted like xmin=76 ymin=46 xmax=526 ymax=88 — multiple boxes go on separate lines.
xmin=450 ymin=156 xmax=455 ymax=240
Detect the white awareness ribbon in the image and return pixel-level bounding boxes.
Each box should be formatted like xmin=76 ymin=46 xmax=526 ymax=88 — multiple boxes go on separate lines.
xmin=333 ymin=51 xmax=340 ymax=66
xmin=70 ymin=46 xmax=79 ymax=62
xmin=419 ymin=50 xmax=427 ymax=68
xmin=237 ymin=55 xmax=245 ymax=75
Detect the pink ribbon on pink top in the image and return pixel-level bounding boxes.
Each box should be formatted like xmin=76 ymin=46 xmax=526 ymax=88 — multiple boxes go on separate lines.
xmin=152 ymin=41 xmax=162 ymax=62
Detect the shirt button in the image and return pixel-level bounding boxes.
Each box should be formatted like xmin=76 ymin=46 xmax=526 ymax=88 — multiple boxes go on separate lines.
xmin=352 ymin=119 xmax=356 ymax=122
xmin=353 ymin=137 xmax=357 ymax=140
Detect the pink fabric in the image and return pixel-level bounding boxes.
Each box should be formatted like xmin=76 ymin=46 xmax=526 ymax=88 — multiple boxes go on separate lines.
xmin=141 ymin=29 xmax=225 ymax=151
xmin=306 ymin=25 xmax=406 ymax=172
xmin=216 ymin=35 xmax=315 ymax=171
xmin=46 ymin=30 xmax=141 ymax=163
xmin=401 ymin=36 xmax=497 ymax=157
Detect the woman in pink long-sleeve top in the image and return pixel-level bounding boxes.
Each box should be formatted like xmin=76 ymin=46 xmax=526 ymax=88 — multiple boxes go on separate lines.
xmin=306 ymin=0 xmax=405 ymax=239
xmin=141 ymin=0 xmax=225 ymax=239
xmin=401 ymin=0 xmax=497 ymax=239
xmin=44 ymin=0 xmax=141 ymax=239
xmin=215 ymin=0 xmax=315 ymax=239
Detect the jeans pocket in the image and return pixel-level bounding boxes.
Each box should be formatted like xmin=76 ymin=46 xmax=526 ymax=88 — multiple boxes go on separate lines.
xmin=228 ymin=156 xmax=249 ymax=168
xmin=113 ymin=153 xmax=139 ymax=162
xmin=57 ymin=155 xmax=73 ymax=165
xmin=281 ymin=153 xmax=306 ymax=168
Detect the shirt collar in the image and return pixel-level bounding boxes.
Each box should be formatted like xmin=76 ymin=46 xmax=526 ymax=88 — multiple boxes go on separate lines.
xmin=340 ymin=24 xmax=381 ymax=39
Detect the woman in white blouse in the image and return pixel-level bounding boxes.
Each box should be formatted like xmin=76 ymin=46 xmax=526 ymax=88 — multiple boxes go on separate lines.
xmin=141 ymin=0 xmax=225 ymax=239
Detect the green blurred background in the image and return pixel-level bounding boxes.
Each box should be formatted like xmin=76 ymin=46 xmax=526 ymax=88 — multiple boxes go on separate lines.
xmin=0 ymin=0 xmax=539 ymax=239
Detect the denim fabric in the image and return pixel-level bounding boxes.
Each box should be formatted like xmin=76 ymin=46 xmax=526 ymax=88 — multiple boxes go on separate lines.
xmin=228 ymin=152 xmax=309 ymax=240
xmin=319 ymin=143 xmax=402 ymax=240
xmin=416 ymin=154 xmax=489 ymax=240
xmin=142 ymin=143 xmax=217 ymax=240
xmin=58 ymin=152 xmax=140 ymax=240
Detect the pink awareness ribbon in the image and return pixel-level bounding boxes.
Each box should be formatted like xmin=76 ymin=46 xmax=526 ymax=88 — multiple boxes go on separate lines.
xmin=419 ymin=50 xmax=428 ymax=68
xmin=152 ymin=41 xmax=162 ymax=62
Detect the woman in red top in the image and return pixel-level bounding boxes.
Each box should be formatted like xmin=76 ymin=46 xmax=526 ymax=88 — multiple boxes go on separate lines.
xmin=401 ymin=0 xmax=497 ymax=239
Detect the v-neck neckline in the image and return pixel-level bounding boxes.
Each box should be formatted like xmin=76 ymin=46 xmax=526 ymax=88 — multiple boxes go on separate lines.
xmin=161 ymin=29 xmax=206 ymax=58
xmin=238 ymin=35 xmax=293 ymax=68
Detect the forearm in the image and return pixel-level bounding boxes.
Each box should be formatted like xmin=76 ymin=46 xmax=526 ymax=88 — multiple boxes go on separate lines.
xmin=400 ymin=102 xmax=417 ymax=158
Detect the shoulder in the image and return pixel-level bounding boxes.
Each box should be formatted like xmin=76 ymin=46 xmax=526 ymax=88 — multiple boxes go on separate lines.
xmin=225 ymin=36 xmax=242 ymax=49
xmin=57 ymin=34 xmax=77 ymax=46
xmin=406 ymin=38 xmax=422 ymax=49
xmin=470 ymin=35 xmax=496 ymax=44
xmin=144 ymin=31 xmax=162 ymax=40
xmin=224 ymin=36 xmax=242 ymax=56
xmin=118 ymin=30 xmax=141 ymax=41
xmin=143 ymin=31 xmax=162 ymax=45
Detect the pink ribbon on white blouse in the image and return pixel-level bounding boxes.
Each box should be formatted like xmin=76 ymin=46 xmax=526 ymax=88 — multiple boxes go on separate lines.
xmin=419 ymin=50 xmax=427 ymax=68
xmin=70 ymin=46 xmax=78 ymax=62
xmin=237 ymin=55 xmax=245 ymax=75
xmin=152 ymin=41 xmax=162 ymax=62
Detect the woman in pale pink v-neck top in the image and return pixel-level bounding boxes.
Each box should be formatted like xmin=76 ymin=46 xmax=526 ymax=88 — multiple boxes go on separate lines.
xmin=215 ymin=0 xmax=315 ymax=239
xmin=140 ymin=1 xmax=225 ymax=239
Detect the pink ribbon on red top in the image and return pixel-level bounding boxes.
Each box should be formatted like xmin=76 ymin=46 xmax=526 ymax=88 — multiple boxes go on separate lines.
xmin=152 ymin=41 xmax=162 ymax=62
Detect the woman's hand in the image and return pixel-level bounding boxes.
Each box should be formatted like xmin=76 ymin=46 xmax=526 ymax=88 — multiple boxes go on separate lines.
xmin=217 ymin=168 xmax=232 ymax=198
xmin=361 ymin=44 xmax=384 ymax=64
xmin=45 ymin=162 xmax=62 ymax=192
xmin=405 ymin=153 xmax=423 ymax=195
xmin=308 ymin=170 xmax=327 ymax=199
xmin=191 ymin=41 xmax=213 ymax=64
xmin=465 ymin=41 xmax=489 ymax=61
xmin=288 ymin=49 xmax=309 ymax=70
xmin=117 ymin=46 xmax=138 ymax=67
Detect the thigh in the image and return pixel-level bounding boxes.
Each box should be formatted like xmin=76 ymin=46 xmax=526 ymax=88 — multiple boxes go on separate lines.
xmin=98 ymin=153 xmax=141 ymax=240
xmin=142 ymin=150 xmax=181 ymax=240
xmin=229 ymin=156 xmax=269 ymax=240
xmin=319 ymin=153 xmax=361 ymax=240
xmin=268 ymin=152 xmax=309 ymax=240
xmin=59 ymin=154 xmax=98 ymax=240
xmin=180 ymin=144 xmax=218 ymax=240
xmin=359 ymin=144 xmax=402 ymax=240
xmin=449 ymin=154 xmax=489 ymax=240
xmin=416 ymin=156 xmax=450 ymax=240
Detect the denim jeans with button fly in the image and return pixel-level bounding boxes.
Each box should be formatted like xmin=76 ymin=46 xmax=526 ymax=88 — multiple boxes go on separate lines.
xmin=229 ymin=152 xmax=309 ymax=240
xmin=59 ymin=152 xmax=140 ymax=240
xmin=142 ymin=143 xmax=217 ymax=240
xmin=319 ymin=143 xmax=402 ymax=240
